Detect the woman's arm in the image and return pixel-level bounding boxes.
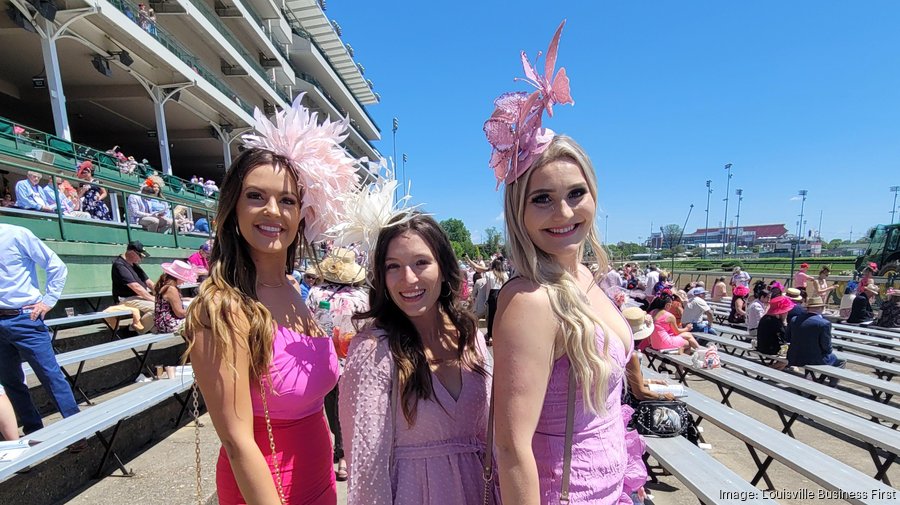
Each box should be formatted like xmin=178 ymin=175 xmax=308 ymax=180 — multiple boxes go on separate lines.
xmin=97 ymin=186 xmax=108 ymax=200
xmin=625 ymin=353 xmax=674 ymax=401
xmin=735 ymin=299 xmax=746 ymax=316
xmin=668 ymin=312 xmax=692 ymax=333
xmin=190 ymin=310 xmax=282 ymax=505
xmin=339 ymin=332 xmax=395 ymax=505
xmin=162 ymin=285 xmax=187 ymax=319
xmin=493 ymin=281 xmax=557 ymax=505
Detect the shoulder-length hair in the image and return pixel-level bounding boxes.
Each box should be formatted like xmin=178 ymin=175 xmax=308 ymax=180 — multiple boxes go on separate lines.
xmin=503 ymin=135 xmax=617 ymax=414
xmin=183 ymin=149 xmax=314 ymax=380
xmin=354 ymin=213 xmax=486 ymax=426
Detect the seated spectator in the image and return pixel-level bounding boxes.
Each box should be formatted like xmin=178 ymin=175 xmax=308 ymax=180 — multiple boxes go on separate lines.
xmin=746 ymin=288 xmax=770 ymax=336
xmin=128 ymin=180 xmax=171 ymax=233
xmin=55 ymin=179 xmax=91 ymax=219
xmin=711 ymin=276 xmax=728 ymax=302
xmin=14 ymin=171 xmax=55 ymax=212
xmin=112 ymin=241 xmax=155 ymax=333
xmin=858 ymin=263 xmax=877 ymax=294
xmin=768 ymin=280 xmax=784 ymax=298
xmin=203 ymin=179 xmax=219 ymax=196
xmin=756 ymin=295 xmax=794 ymax=357
xmin=848 ymin=283 xmax=878 ymax=324
xmin=839 ymin=280 xmax=859 ymax=320
xmin=682 ymin=287 xmax=717 ymax=334
xmin=294 ymin=264 xmax=319 ymax=302
xmin=173 ymin=205 xmax=194 ymax=233
xmin=875 ymin=289 xmax=900 ymax=329
xmin=653 ymin=270 xmax=672 ymax=296
xmin=784 ymin=288 xmax=805 ymax=322
xmin=647 ymin=293 xmax=700 ymax=354
xmin=76 ymin=162 xmax=113 ymax=221
xmin=786 ymin=296 xmax=845 ymax=368
xmin=194 ymin=216 xmax=210 ymax=233
xmin=670 ymin=289 xmax=687 ymax=326
xmin=153 ymin=261 xmax=195 ymax=334
xmin=728 ymin=285 xmax=750 ymax=324
xmin=187 ymin=240 xmax=212 ymax=278
xmin=0 ymin=386 xmax=18 ymax=440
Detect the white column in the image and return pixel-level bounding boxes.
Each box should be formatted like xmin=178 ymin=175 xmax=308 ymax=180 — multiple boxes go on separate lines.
xmin=151 ymin=89 xmax=172 ymax=175
xmin=40 ymin=19 xmax=70 ymax=140
xmin=222 ymin=132 xmax=233 ymax=167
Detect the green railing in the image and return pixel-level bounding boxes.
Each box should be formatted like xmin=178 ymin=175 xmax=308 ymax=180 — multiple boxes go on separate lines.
xmin=183 ymin=0 xmax=290 ymax=104
xmin=0 ymin=159 xmax=215 ymax=249
xmin=108 ymin=0 xmax=255 ymax=116
xmin=0 ymin=115 xmax=217 ymax=207
xmin=282 ymin=8 xmax=381 ymax=133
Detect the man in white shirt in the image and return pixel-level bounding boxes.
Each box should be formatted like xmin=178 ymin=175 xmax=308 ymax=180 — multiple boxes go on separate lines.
xmin=0 ymin=224 xmax=79 ymax=433
xmin=731 ymin=266 xmax=751 ymax=289
xmin=600 ymin=264 xmax=623 ymax=293
xmin=644 ymin=265 xmax=660 ymax=298
xmin=683 ymin=288 xmax=717 ymax=334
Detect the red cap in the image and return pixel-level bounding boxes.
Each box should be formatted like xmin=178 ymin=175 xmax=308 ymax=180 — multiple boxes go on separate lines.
xmin=800 ymin=263 xmax=809 ymax=269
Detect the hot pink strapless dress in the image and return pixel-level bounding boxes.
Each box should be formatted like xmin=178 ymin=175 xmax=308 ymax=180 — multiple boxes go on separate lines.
xmin=216 ymin=326 xmax=340 ymax=505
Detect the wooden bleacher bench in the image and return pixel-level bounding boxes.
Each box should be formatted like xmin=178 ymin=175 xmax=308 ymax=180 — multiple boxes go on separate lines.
xmin=57 ymin=291 xmax=113 ymax=312
xmin=712 ymin=351 xmax=900 ymax=426
xmin=835 ymin=323 xmax=900 ymax=340
xmin=645 ymin=350 xmax=900 ymax=484
xmin=0 ymin=372 xmax=194 ymax=483
xmin=643 ymin=367 xmax=898 ymax=505
xmin=802 ymin=365 xmax=900 ymax=404
xmin=43 ymin=310 xmax=132 ymax=350
xmin=831 ymin=339 xmax=900 ymax=363
xmin=643 ymin=435 xmax=777 ymax=505
xmin=22 ymin=333 xmax=181 ymax=405
xmin=832 ymin=329 xmax=900 ymax=349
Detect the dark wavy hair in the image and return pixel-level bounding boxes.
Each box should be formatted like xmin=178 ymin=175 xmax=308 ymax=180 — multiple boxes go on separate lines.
xmin=354 ymin=213 xmax=487 ymax=426
xmin=184 ymin=149 xmax=314 ymax=380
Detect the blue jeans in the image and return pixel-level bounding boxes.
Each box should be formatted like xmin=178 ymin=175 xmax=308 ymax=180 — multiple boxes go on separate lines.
xmin=0 ymin=311 xmax=79 ymax=433
xmin=689 ymin=321 xmax=718 ymax=335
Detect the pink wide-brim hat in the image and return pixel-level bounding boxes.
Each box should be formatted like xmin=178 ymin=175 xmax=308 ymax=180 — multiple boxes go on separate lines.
xmin=161 ymin=260 xmax=198 ymax=284
xmin=767 ymin=296 xmax=795 ymax=316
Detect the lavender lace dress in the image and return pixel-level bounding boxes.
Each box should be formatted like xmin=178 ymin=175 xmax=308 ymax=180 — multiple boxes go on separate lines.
xmin=339 ymin=330 xmax=494 ymax=505
xmin=534 ymin=325 xmax=646 ymax=504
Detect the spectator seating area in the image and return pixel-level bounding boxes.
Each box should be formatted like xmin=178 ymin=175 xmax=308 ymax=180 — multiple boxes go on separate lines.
xmin=0 ymin=116 xmax=215 ymax=207
xmin=634 ymin=289 xmax=900 ymax=503
xmin=0 ymin=293 xmax=196 ymax=503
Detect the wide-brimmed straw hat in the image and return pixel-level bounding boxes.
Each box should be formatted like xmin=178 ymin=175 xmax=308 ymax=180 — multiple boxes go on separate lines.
xmin=806 ymin=295 xmax=826 ymax=308
xmin=767 ymin=295 xmax=795 ymax=316
xmin=319 ymin=248 xmax=366 ymax=285
xmin=864 ymin=284 xmax=880 ymax=296
xmin=162 ymin=260 xmax=197 ymax=284
xmin=785 ymin=288 xmax=803 ymax=302
xmin=622 ymin=307 xmax=654 ymax=341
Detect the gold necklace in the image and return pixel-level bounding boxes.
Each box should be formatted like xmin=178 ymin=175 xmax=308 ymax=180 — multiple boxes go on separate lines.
xmin=257 ymin=279 xmax=285 ymax=288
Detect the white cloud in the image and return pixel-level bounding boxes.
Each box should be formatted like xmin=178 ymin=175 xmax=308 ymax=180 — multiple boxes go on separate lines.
xmin=789 ymin=196 xmax=802 ymax=201
xmin=495 ymin=211 xmax=504 ymax=222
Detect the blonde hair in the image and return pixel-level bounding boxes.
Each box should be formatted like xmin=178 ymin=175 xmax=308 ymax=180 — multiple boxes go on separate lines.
xmin=503 ymin=135 xmax=616 ymax=413
xmin=173 ymin=205 xmax=188 ymax=219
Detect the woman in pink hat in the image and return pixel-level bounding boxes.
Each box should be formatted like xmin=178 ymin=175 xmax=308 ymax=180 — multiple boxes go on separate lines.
xmin=728 ymin=285 xmax=750 ymax=324
xmin=755 ymin=295 xmax=794 ymax=357
xmin=153 ymin=260 xmax=196 ymax=333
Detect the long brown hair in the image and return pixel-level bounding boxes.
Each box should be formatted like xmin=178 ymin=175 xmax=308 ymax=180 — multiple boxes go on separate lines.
xmin=354 ymin=213 xmax=487 ymax=425
xmin=183 ymin=149 xmax=314 ymax=380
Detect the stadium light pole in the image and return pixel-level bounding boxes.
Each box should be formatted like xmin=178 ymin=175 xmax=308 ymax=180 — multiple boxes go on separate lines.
xmin=402 ymin=153 xmax=408 ymax=196
xmin=703 ymin=180 xmax=712 ymax=259
xmin=722 ymin=163 xmax=733 ymax=257
xmin=733 ymin=189 xmax=743 ymax=256
xmin=790 ymin=189 xmax=808 ymax=283
xmin=392 ymin=117 xmax=399 ymax=200
xmin=891 ymin=186 xmax=900 ymax=224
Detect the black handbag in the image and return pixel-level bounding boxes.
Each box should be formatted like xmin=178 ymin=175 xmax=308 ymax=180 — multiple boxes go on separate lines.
xmin=629 ymin=400 xmax=699 ymax=444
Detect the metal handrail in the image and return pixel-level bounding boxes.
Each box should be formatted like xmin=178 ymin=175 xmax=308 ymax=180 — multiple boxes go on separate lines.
xmin=107 ymin=0 xmax=255 ymax=115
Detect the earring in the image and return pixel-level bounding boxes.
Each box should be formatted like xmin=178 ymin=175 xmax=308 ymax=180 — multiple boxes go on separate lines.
xmin=440 ymin=281 xmax=452 ymax=298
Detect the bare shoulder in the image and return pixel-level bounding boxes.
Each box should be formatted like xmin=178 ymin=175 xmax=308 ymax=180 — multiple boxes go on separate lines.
xmin=494 ymin=279 xmax=557 ymax=347
xmin=188 ymin=290 xmax=251 ymax=340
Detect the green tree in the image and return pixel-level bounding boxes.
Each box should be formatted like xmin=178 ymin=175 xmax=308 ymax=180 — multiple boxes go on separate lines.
xmin=483 ymin=226 xmax=504 ymax=256
xmin=440 ymin=218 xmax=476 ymax=258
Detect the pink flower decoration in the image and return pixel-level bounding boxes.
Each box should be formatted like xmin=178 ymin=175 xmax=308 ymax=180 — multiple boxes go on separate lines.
xmin=242 ymin=93 xmax=363 ymax=243
xmin=484 ymin=20 xmax=574 ymax=189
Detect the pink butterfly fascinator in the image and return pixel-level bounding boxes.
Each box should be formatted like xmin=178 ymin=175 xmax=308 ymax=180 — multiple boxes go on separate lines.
xmin=484 ymin=20 xmax=574 ymax=189
xmin=242 ymin=93 xmax=363 ymax=244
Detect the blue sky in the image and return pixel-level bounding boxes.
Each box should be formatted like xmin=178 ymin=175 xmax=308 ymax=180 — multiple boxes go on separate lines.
xmin=329 ymin=1 xmax=900 ymax=245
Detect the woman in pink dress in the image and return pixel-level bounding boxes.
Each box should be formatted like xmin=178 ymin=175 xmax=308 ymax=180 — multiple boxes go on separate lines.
xmin=647 ymin=293 xmax=701 ymax=354
xmin=185 ymin=97 xmax=360 ymax=505
xmin=340 ymin=214 xmax=493 ymax=505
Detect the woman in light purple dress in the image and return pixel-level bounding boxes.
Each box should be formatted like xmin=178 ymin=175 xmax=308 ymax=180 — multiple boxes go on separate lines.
xmin=339 ymin=214 xmax=494 ymax=505
xmin=491 ymin=135 xmax=646 ymax=505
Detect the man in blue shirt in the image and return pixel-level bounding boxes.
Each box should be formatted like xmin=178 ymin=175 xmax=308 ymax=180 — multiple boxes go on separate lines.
xmin=0 ymin=224 xmax=79 ymax=434
xmin=14 ymin=171 xmax=55 ymax=212
xmin=785 ymin=295 xmax=846 ymax=368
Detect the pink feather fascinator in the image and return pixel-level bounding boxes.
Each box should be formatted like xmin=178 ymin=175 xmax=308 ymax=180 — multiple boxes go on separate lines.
xmin=242 ymin=93 xmax=363 ymax=244
xmin=484 ymin=20 xmax=574 ymax=189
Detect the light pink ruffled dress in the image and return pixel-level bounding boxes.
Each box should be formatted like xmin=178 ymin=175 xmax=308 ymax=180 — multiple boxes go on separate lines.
xmin=339 ymin=330 xmax=493 ymax=505
xmin=533 ymin=325 xmax=646 ymax=504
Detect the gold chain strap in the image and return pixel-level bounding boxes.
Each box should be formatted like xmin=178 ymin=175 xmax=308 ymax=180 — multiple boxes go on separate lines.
xmin=259 ymin=375 xmax=287 ymax=505
xmin=191 ymin=374 xmax=202 ymax=505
